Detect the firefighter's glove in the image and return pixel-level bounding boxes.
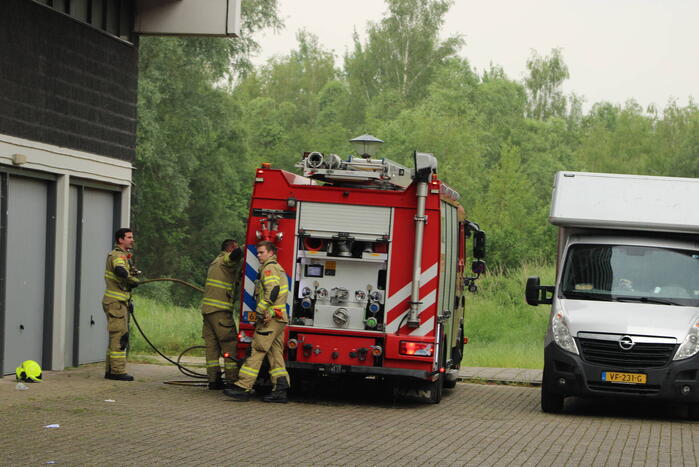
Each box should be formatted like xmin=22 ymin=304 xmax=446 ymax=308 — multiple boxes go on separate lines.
xmin=262 ymin=311 xmax=272 ymax=325
xmin=127 ymin=276 xmax=140 ymax=290
xmin=131 ymin=268 xmax=143 ymax=277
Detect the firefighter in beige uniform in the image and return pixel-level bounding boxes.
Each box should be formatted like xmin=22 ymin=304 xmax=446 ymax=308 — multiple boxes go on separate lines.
xmin=103 ymin=228 xmax=140 ymax=381
xmin=201 ymin=239 xmax=243 ymax=390
xmin=224 ymin=241 xmax=290 ymax=402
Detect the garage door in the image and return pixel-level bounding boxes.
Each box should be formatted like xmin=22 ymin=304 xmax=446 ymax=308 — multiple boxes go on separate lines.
xmin=2 ymin=176 xmax=49 ymax=374
xmin=65 ymin=186 xmax=118 ymax=366
xmin=78 ymin=188 xmax=116 ymax=364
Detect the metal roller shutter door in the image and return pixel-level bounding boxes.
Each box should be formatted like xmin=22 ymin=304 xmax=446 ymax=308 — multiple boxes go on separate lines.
xmin=298 ymin=202 xmax=392 ymax=239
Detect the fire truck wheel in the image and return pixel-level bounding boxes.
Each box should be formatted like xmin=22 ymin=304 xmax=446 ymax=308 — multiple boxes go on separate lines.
xmin=443 ymin=372 xmax=457 ymax=389
xmin=444 ymin=326 xmax=464 ymax=390
xmin=429 ymin=373 xmax=444 ymax=404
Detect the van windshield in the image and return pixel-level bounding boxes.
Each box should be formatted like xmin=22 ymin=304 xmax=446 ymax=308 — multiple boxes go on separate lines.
xmin=560 ymin=244 xmax=699 ymax=306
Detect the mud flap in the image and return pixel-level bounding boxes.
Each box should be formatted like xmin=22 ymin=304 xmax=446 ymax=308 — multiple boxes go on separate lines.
xmin=394 ymin=374 xmax=443 ymax=403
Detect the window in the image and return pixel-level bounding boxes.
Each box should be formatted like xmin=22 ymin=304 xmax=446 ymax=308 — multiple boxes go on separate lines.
xmin=34 ymin=0 xmax=135 ymax=43
xmin=561 ymin=243 xmax=699 ymax=306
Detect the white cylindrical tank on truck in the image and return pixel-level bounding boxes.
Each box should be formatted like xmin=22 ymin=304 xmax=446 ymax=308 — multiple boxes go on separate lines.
xmin=526 ymin=171 xmax=699 ymax=419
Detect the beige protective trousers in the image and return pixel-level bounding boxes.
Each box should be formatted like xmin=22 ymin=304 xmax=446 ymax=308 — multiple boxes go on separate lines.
xmin=235 ymin=318 xmax=289 ymax=390
xmin=202 ymin=310 xmax=239 ymax=383
xmin=103 ymin=301 xmax=129 ymax=375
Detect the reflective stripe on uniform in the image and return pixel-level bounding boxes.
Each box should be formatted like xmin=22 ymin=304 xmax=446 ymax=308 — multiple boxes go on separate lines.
xmin=206 ymin=360 xmax=220 ymax=368
xmin=239 ymin=365 xmax=259 ymax=377
xmin=202 ymin=298 xmax=233 ymax=310
xmin=104 ymin=270 xmax=120 ymax=281
xmin=224 ymin=362 xmax=236 ymax=368
xmin=257 ymin=301 xmax=270 ymax=311
xmin=110 ymin=351 xmax=127 ymax=359
xmin=112 ymin=257 xmax=127 ymax=267
xmin=206 ymin=278 xmax=233 ymax=291
xmin=104 ymin=290 xmax=129 ymax=300
xmin=269 ymin=367 xmax=288 ymax=377
xmin=263 ymin=276 xmax=279 ymax=284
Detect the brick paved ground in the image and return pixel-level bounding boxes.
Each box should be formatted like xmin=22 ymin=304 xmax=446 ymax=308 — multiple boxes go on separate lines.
xmin=1 ymin=363 xmax=697 ymax=466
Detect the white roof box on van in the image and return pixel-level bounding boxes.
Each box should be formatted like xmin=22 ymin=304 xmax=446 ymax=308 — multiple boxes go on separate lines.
xmin=549 ymin=171 xmax=699 ymax=233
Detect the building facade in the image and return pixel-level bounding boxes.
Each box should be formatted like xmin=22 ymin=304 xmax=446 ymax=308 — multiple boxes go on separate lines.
xmin=0 ymin=0 xmax=136 ymax=375
xmin=0 ymin=0 xmax=240 ymax=375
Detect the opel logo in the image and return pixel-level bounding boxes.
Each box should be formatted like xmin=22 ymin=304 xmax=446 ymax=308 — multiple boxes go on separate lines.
xmin=618 ymin=335 xmax=635 ymax=351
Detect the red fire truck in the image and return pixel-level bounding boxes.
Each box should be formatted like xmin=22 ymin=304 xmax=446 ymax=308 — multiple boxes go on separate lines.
xmin=235 ymin=136 xmax=486 ymax=402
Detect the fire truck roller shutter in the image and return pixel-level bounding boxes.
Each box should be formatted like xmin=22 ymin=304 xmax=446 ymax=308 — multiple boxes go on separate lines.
xmin=297 ymin=202 xmax=391 ymax=240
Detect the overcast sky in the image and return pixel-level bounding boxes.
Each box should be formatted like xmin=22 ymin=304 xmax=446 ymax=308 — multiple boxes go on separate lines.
xmin=251 ymin=0 xmax=697 ymax=112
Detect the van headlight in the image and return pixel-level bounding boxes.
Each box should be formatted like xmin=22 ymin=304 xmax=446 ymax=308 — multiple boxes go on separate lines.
xmin=552 ymin=312 xmax=579 ymax=355
xmin=673 ymin=318 xmax=699 ymax=360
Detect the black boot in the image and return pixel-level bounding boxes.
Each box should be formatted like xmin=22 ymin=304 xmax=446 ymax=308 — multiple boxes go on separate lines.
xmin=263 ymin=377 xmax=289 ymax=403
xmin=208 ymin=372 xmax=226 ymax=390
xmin=208 ymin=381 xmax=226 ymax=390
xmin=223 ymin=385 xmax=251 ymax=401
xmin=105 ymin=372 xmax=134 ymax=381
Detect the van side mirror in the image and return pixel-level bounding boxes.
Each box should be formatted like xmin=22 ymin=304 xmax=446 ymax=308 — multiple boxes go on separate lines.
xmin=473 ymin=230 xmax=486 ymax=259
xmin=525 ymin=276 xmax=554 ymax=306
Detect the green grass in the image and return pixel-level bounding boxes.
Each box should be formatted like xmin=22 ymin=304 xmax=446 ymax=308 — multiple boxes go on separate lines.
xmin=129 ymin=263 xmax=556 ymax=369
xmin=462 ymin=263 xmax=555 ymax=369
xmin=129 ymin=296 xmax=203 ymax=356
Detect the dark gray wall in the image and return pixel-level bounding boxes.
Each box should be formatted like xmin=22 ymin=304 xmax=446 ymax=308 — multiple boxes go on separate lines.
xmin=0 ymin=0 xmax=138 ymax=163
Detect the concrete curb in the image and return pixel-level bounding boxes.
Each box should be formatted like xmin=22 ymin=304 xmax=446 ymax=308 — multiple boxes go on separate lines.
xmin=458 ymin=367 xmax=542 ymax=386
xmin=133 ymin=355 xmax=544 ymax=387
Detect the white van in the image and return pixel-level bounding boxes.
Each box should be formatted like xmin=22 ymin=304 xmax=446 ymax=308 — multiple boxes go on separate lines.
xmin=526 ymin=172 xmax=699 ymax=419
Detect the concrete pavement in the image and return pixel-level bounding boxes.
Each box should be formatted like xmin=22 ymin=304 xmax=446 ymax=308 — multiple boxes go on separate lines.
xmin=2 ymin=362 xmax=696 ymax=466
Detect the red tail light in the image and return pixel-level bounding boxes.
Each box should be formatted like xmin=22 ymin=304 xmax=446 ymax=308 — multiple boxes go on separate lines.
xmin=399 ymin=341 xmax=434 ymax=356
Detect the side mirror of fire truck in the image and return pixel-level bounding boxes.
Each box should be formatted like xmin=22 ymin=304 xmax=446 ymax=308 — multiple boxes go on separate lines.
xmin=473 ymin=230 xmax=486 ymax=260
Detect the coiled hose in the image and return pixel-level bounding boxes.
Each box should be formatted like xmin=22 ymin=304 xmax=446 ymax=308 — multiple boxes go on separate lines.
xmin=129 ymin=277 xmax=209 ymax=385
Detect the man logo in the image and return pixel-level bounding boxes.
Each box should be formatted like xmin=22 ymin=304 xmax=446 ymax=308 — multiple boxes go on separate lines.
xmin=619 ymin=335 xmax=635 ymax=351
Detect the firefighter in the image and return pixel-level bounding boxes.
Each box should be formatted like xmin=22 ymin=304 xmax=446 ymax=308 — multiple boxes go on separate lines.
xmin=103 ymin=228 xmax=140 ymax=381
xmin=201 ymin=239 xmax=244 ymax=389
xmin=224 ymin=241 xmax=290 ymax=403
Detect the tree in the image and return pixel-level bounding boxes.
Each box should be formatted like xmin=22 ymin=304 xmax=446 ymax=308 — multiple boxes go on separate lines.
xmin=524 ymin=49 xmax=570 ymax=121
xmin=344 ymin=0 xmax=463 ymax=112
xmin=134 ymin=1 xmax=281 ymax=304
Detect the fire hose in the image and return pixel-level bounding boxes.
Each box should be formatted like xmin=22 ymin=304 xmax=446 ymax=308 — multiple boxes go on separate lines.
xmin=128 ymin=277 xmax=209 ymax=386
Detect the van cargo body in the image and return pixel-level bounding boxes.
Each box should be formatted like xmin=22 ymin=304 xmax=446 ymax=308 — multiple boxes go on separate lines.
xmin=527 ymin=172 xmax=699 ymax=419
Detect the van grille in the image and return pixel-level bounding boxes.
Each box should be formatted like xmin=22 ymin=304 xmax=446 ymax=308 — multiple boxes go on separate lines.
xmin=578 ymin=337 xmax=676 ymax=368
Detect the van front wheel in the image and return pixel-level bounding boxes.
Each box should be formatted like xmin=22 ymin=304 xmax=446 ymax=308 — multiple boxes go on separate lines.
xmin=688 ymin=403 xmax=699 ymax=421
xmin=541 ymin=366 xmax=564 ymax=413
